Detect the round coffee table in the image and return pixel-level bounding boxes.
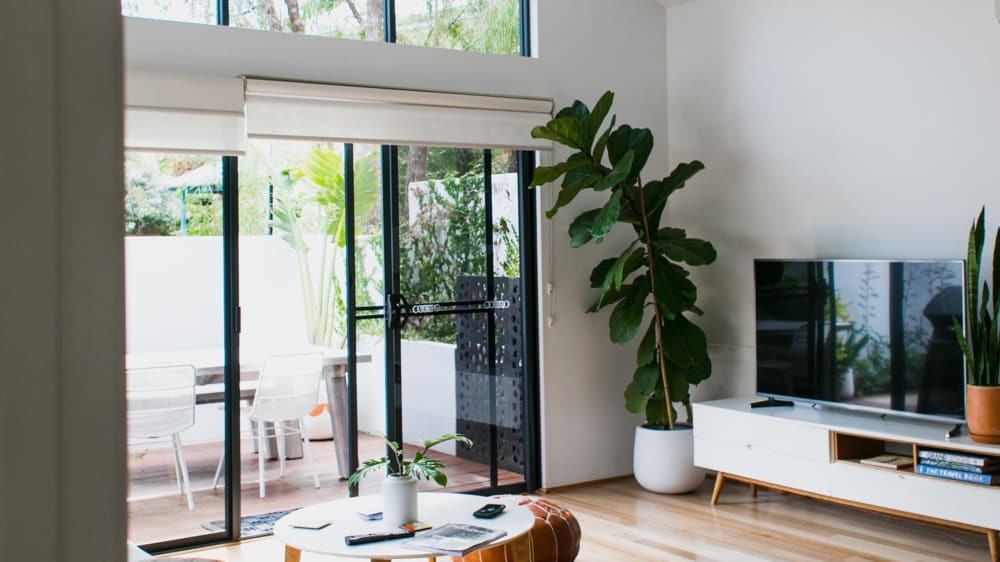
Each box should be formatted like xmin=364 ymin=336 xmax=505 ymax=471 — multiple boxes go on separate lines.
xmin=274 ymin=492 xmax=536 ymax=562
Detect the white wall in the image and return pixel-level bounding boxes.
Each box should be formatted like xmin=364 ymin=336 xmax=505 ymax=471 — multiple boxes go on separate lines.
xmin=667 ymin=1 xmax=1000 ymax=399
xmin=1 ymin=0 xmax=125 ymax=561
xmin=125 ymin=0 xmax=671 ymax=488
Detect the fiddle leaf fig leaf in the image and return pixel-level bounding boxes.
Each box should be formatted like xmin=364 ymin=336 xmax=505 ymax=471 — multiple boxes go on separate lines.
xmin=625 ymin=363 xmax=660 ymax=413
xmin=607 ymin=126 xmax=653 ymax=185
xmin=530 ymin=156 xmax=591 ymax=187
xmin=588 ymin=91 xmax=615 ymax=147
xmin=593 ymin=150 xmax=634 ymax=192
xmin=610 ymin=275 xmax=650 ymax=343
xmin=593 ymin=115 xmax=617 ymax=165
xmin=531 ymin=116 xmax=588 ymax=151
xmin=652 ymin=260 xmax=698 ymax=317
xmin=661 ymin=315 xmax=712 ymax=385
xmin=652 ymin=228 xmax=718 ymax=266
xmin=637 ymin=319 xmax=657 ymax=366
xmin=568 ymin=209 xmax=601 ymax=247
xmin=589 ymin=190 xmax=623 ymax=242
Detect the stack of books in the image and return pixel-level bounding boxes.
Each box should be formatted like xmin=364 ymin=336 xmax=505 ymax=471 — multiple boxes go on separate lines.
xmin=915 ymin=449 xmax=1000 ymax=486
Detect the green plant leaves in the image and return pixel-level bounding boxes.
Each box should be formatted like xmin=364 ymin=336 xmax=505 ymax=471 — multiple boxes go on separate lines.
xmin=661 ymin=314 xmax=712 ymax=385
xmin=624 ymin=363 xmax=659 ymax=414
xmin=568 ymin=209 xmax=601 ymax=247
xmin=652 ymin=227 xmax=717 ymax=266
xmin=610 ymin=275 xmax=650 ymax=343
xmin=531 ymin=116 xmax=588 ymax=152
xmin=652 ymin=260 xmax=699 ymax=318
xmin=607 ymin=126 xmax=653 ymax=185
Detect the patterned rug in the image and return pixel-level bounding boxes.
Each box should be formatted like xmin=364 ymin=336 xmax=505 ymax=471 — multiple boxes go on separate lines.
xmin=202 ymin=508 xmax=299 ymax=538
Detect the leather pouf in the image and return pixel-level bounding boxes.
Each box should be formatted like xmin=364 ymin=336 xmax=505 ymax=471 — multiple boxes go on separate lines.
xmin=455 ymin=495 xmax=581 ymax=562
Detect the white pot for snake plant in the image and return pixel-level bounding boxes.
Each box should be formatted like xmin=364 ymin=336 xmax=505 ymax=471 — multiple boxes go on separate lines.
xmin=382 ymin=474 xmax=418 ymax=526
xmin=633 ymin=424 xmax=706 ymax=494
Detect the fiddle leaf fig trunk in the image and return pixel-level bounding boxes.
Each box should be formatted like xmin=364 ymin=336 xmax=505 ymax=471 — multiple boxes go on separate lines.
xmin=531 ymin=91 xmax=716 ymax=429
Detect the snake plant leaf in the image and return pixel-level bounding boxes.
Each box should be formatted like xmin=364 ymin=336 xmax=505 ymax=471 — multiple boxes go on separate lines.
xmin=652 ymin=228 xmax=718 ymax=266
xmin=589 ymin=190 xmax=623 ymax=242
xmin=624 ymin=362 xmax=660 ymax=413
xmin=531 ymin=115 xmax=588 ymax=152
xmin=652 ymin=259 xmax=698 ymax=317
xmin=568 ymin=209 xmax=601 ymax=247
xmin=661 ymin=314 xmax=712 ymax=385
xmin=610 ymin=274 xmax=650 ymax=344
xmin=588 ymin=91 xmax=614 ymax=148
xmin=637 ymin=320 xmax=657 ymax=366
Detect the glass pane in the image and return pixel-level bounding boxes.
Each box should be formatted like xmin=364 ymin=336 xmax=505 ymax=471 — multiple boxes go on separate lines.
xmin=394 ymin=0 xmax=521 ymax=55
xmin=394 ymin=146 xmax=526 ymax=492
xmin=125 ymin=152 xmax=226 ymax=545
xmin=122 ymin=0 xmax=216 ymax=24
xmin=229 ymin=0 xmax=384 ymax=40
xmin=236 ymin=140 xmax=384 ymax=517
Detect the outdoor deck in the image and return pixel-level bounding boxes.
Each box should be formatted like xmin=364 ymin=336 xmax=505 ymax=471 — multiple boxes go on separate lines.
xmin=128 ymin=432 xmax=522 ymax=545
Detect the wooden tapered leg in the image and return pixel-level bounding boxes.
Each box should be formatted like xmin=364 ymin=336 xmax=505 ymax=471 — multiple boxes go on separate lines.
xmin=750 ymin=483 xmax=758 ymax=498
xmin=987 ymin=529 xmax=998 ymax=562
xmin=284 ymin=545 xmax=301 ymax=562
xmin=711 ymin=472 xmax=726 ymax=505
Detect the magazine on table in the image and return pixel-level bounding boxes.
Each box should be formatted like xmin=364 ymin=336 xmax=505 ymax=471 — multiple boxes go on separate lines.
xmin=403 ymin=523 xmax=507 ymax=556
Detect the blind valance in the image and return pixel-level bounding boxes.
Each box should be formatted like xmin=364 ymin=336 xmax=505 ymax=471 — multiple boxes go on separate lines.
xmin=243 ymin=78 xmax=553 ymax=150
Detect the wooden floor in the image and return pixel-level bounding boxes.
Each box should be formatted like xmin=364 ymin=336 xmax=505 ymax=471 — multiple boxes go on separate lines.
xmin=162 ymin=476 xmax=993 ymax=561
xmin=129 ymin=433 xmax=522 ymax=545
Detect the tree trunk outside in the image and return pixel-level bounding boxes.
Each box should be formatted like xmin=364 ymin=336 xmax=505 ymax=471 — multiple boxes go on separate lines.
xmin=260 ymin=0 xmax=283 ymax=31
xmin=284 ymin=0 xmax=305 ymax=33
xmin=366 ymin=0 xmax=384 ymax=41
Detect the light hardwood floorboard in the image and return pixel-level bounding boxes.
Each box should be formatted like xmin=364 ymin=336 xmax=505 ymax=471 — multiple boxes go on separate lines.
xmin=163 ymin=477 xmax=993 ymax=561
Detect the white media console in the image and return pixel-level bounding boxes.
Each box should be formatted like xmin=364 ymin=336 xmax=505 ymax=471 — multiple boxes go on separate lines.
xmin=693 ymin=397 xmax=1000 ymax=561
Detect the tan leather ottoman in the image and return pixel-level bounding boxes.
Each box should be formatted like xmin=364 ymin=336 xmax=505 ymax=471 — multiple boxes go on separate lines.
xmin=455 ymin=495 xmax=581 ymax=562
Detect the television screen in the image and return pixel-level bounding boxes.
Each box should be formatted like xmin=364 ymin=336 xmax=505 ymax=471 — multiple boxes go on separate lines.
xmin=754 ymin=259 xmax=965 ymax=422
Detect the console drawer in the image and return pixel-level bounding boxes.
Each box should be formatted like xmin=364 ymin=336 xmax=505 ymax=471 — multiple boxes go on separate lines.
xmin=694 ymin=403 xmax=830 ymax=462
xmin=830 ymin=462 xmax=1000 ymax=529
xmin=696 ymin=436 xmax=831 ymax=495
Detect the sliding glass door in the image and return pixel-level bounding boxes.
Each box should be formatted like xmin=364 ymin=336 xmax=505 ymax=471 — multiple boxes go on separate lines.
xmin=352 ymin=146 xmax=536 ymax=497
xmin=124 ymin=152 xmax=228 ymax=546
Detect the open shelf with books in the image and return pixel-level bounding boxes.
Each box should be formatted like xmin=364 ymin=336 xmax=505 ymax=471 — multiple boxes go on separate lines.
xmin=833 ymin=432 xmax=916 ymax=471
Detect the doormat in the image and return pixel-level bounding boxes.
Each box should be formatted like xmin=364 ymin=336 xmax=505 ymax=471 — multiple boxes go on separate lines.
xmin=202 ymin=508 xmax=299 ymax=538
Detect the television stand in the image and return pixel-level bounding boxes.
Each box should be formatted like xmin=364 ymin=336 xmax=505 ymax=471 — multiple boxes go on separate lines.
xmin=694 ymin=398 xmax=1000 ymax=561
xmin=749 ymin=396 xmax=794 ymax=408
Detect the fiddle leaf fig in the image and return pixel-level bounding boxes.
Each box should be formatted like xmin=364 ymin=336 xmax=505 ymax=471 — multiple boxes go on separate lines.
xmin=530 ymin=91 xmax=716 ymax=428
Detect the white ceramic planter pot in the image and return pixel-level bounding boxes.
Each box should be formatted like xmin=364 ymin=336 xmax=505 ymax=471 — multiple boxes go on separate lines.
xmin=633 ymin=424 xmax=706 ymax=494
xmin=382 ymin=474 xmax=418 ymax=526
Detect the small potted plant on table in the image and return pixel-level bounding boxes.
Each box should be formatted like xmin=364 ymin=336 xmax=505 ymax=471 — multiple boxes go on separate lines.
xmin=349 ymin=432 xmax=473 ymax=526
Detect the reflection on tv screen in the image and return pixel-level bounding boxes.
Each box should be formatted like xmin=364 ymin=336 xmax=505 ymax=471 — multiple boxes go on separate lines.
xmin=754 ymin=259 xmax=965 ymax=421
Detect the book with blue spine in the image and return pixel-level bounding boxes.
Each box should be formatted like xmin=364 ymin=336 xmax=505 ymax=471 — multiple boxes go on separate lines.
xmin=918 ymin=458 xmax=1000 ymax=474
xmin=917 ymin=449 xmax=999 ymax=468
xmin=915 ymin=463 xmax=1000 ymax=485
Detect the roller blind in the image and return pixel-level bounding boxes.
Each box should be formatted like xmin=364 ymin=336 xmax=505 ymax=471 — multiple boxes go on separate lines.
xmin=243 ymin=78 xmax=554 ymax=150
xmin=124 ymin=72 xmax=246 ymax=155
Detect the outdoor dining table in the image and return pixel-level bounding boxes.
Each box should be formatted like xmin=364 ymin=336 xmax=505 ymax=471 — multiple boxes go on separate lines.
xmin=126 ymin=345 xmax=372 ymax=480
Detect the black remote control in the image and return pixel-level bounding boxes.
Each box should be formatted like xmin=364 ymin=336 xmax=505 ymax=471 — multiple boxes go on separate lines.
xmin=344 ymin=528 xmax=415 ymax=545
xmin=473 ymin=503 xmax=506 ymax=519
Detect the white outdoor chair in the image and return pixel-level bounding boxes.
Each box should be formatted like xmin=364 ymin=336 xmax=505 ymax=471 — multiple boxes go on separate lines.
xmin=212 ymin=352 xmax=323 ymax=498
xmin=127 ymin=364 xmax=197 ymax=510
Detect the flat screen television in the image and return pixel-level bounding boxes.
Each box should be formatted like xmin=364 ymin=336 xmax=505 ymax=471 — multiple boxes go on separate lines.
xmin=754 ymin=259 xmax=966 ymax=422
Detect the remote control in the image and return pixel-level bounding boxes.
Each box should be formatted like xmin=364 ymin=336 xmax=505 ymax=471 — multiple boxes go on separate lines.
xmin=473 ymin=503 xmax=506 ymax=519
xmin=344 ymin=528 xmax=415 ymax=545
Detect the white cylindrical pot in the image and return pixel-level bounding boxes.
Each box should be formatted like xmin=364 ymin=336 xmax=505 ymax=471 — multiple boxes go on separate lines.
xmin=633 ymin=424 xmax=706 ymax=494
xmin=382 ymin=474 xmax=418 ymax=526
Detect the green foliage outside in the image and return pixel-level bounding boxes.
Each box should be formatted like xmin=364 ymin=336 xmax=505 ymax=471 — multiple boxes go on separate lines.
xmin=399 ymin=172 xmax=520 ymax=343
